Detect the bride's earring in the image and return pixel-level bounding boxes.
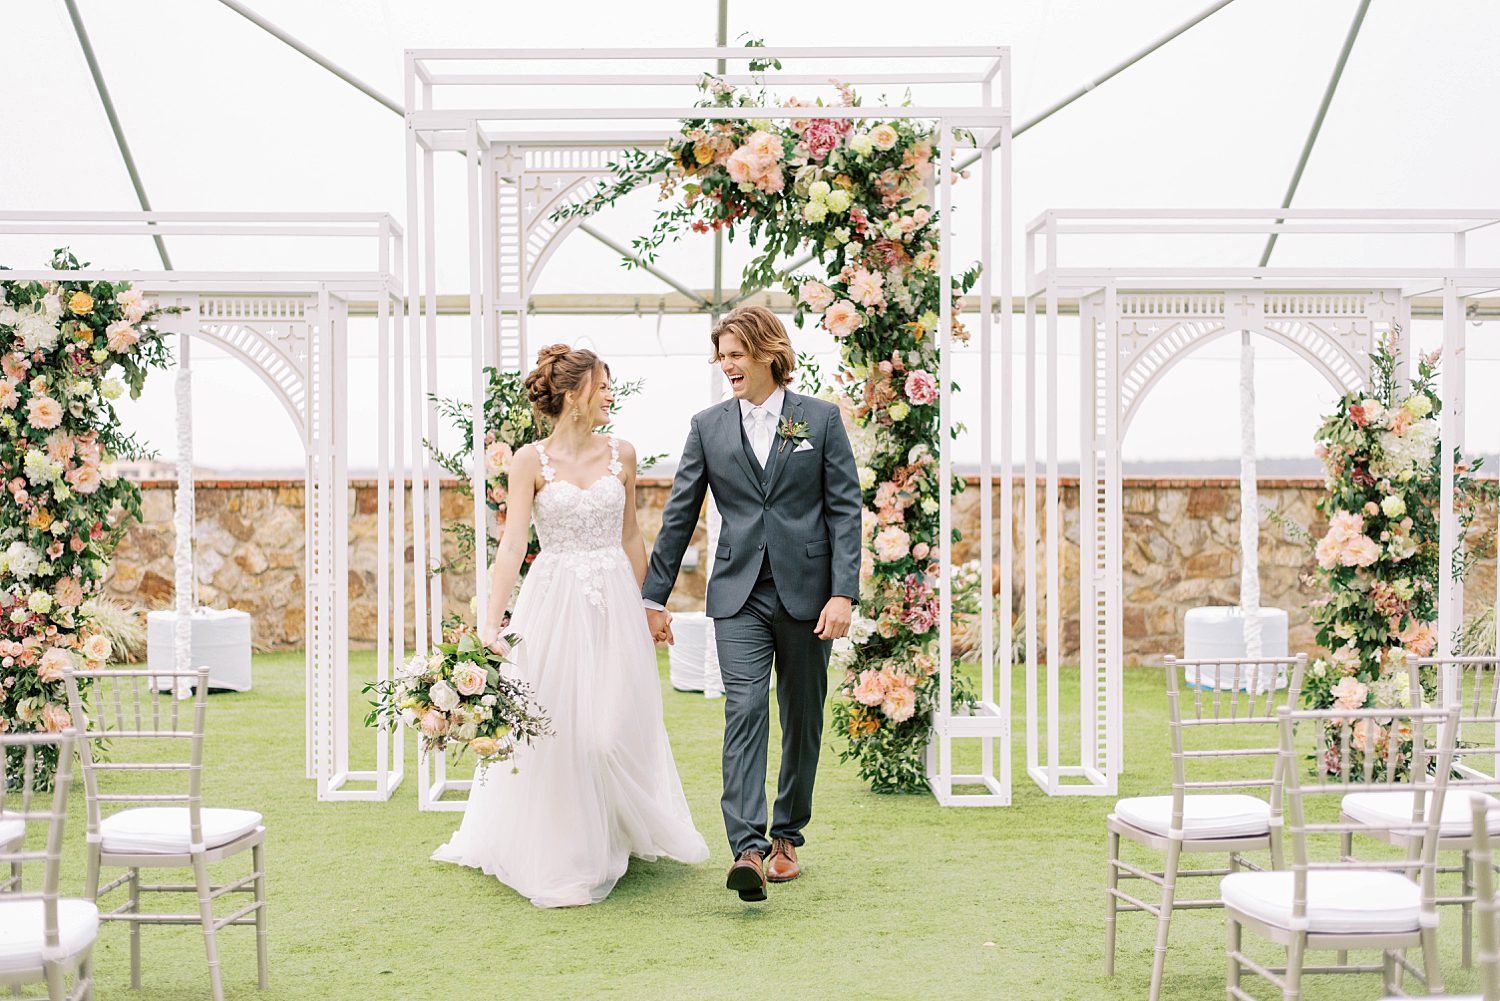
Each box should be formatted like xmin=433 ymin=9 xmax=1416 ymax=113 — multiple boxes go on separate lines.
xmin=571 ymin=406 xmax=582 ymax=423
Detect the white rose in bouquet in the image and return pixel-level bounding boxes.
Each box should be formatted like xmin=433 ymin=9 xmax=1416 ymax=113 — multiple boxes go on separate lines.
xmin=429 ymin=679 xmax=460 ymax=712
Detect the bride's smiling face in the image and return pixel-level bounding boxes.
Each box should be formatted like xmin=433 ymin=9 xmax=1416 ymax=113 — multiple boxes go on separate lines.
xmin=571 ymin=365 xmax=614 ymax=428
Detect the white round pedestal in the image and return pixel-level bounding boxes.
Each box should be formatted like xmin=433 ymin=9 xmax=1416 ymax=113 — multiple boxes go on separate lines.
xmin=1182 ymin=606 xmax=1289 ymax=692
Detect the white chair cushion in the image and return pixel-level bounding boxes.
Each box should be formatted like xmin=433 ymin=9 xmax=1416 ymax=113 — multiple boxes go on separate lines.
xmin=0 ymin=898 xmax=99 ymax=973
xmin=1343 ymin=790 xmax=1500 ymax=837
xmin=1222 ymin=870 xmax=1423 ymax=934
xmin=99 ymin=807 xmax=261 ymax=855
xmin=1114 ymin=794 xmax=1271 ymax=839
xmin=0 ymin=816 xmax=23 ymax=847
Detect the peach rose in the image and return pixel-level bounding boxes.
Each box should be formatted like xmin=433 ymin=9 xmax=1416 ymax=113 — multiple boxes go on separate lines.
xmin=37 ymin=646 xmax=73 ymax=682
xmin=0 ymin=380 xmax=17 ymax=411
xmin=451 ymin=663 xmax=487 ymax=698
xmin=66 ymin=464 xmax=101 ymax=494
xmin=1 ymin=355 xmax=27 ymax=380
xmin=27 ymin=396 xmax=62 ymax=429
xmin=847 ymin=269 xmax=884 ymax=308
xmin=468 ymin=736 xmax=500 ymax=758
xmin=484 ymin=441 xmax=512 ymax=477
xmin=881 ymin=683 xmax=916 ymax=722
xmin=40 ymin=702 xmax=73 ymax=732
xmin=105 ymin=322 xmax=140 ymax=353
xmin=823 ymin=300 xmax=862 ymax=338
xmin=852 ymin=668 xmax=887 ymax=706
xmin=82 ymin=633 xmax=111 ymax=663
xmin=799 ymin=281 xmax=835 ymax=312
xmin=52 ymin=577 xmax=82 ymax=610
xmin=870 ymin=124 xmax=899 ymax=150
xmin=418 ymin=709 xmax=449 ymax=737
xmin=67 ymin=291 xmax=93 ymax=315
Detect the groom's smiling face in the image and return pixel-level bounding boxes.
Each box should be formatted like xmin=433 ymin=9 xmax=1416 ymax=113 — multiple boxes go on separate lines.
xmin=716 ymin=332 xmax=776 ymax=405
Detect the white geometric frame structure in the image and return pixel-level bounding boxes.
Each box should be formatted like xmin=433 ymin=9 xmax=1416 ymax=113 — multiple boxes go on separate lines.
xmin=404 ymin=46 xmax=1013 ymax=809
xmin=0 ymin=211 xmax=408 ymax=802
xmin=1023 ymin=207 xmax=1500 ymax=796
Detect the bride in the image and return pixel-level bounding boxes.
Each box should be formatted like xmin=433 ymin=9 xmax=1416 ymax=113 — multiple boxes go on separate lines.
xmin=433 ymin=344 xmax=709 ymax=906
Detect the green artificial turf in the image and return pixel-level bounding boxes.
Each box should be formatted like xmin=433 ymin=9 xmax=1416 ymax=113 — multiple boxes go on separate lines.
xmin=32 ymin=652 xmax=1486 ymax=1000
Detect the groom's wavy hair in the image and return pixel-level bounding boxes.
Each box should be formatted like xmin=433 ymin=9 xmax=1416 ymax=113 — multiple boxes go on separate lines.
xmin=711 ymin=305 xmax=796 ymax=387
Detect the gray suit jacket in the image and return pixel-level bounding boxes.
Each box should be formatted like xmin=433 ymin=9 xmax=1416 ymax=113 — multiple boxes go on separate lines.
xmin=644 ymin=390 xmax=862 ymax=621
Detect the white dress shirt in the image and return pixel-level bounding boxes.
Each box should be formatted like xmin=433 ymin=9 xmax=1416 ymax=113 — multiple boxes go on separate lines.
xmin=644 ymin=387 xmax=785 ymax=613
xmin=740 ymin=386 xmax=785 ymax=469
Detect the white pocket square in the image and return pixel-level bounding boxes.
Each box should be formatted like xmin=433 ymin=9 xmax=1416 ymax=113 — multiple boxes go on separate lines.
xmin=793 ymin=439 xmax=814 ymax=452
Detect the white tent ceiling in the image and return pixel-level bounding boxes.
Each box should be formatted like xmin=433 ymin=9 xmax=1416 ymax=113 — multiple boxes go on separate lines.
xmin=3 ymin=0 xmax=1498 ymax=472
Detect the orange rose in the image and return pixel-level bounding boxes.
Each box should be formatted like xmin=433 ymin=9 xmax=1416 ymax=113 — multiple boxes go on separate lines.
xmin=67 ymin=291 xmax=93 ymax=315
xmin=28 ymin=508 xmax=53 ymax=531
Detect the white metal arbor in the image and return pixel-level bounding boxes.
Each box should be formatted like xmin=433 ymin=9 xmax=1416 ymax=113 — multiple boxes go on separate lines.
xmin=404 ymin=45 xmax=1014 ymax=808
xmin=1023 ymin=208 xmax=1500 ymax=796
xmin=0 ymin=211 xmax=409 ymax=803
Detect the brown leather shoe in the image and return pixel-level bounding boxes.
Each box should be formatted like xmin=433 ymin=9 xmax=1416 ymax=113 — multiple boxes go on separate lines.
xmin=726 ymin=849 xmax=767 ymax=902
xmin=766 ymin=838 xmax=800 ymax=883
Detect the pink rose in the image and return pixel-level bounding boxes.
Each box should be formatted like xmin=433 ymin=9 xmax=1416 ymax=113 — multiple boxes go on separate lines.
xmin=1330 ymin=677 xmax=1368 ymax=711
xmin=823 ymin=300 xmax=862 ymax=338
xmin=912 ymin=542 xmax=930 ymax=560
xmin=451 ymin=663 xmax=487 ymax=698
xmin=799 ymin=281 xmax=835 ymax=312
xmin=847 ymin=269 xmax=885 ymax=309
xmin=904 ymin=370 xmax=938 ymax=406
xmin=419 ymin=709 xmax=449 ymax=737
xmin=1 ymin=355 xmax=26 ymax=380
xmin=27 ymin=396 xmax=62 ymax=429
xmin=1340 ymin=535 xmax=1380 ymax=568
xmin=37 ymin=646 xmax=73 ymax=682
xmin=873 ymin=525 xmax=911 ymax=562
xmin=852 ymin=669 xmax=887 ymax=706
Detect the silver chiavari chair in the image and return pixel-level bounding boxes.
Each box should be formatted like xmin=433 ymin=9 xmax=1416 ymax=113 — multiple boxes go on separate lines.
xmin=1106 ymin=654 xmax=1306 ymax=1001
xmin=1225 ymin=702 xmax=1460 ymax=999
xmin=64 ymin=666 xmax=267 ymax=1001
xmin=0 ymin=730 xmax=96 ymax=1000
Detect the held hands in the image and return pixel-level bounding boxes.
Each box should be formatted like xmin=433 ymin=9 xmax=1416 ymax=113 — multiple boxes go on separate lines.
xmin=814 ymin=596 xmax=853 ymax=641
xmin=646 ymin=607 xmax=675 ymax=646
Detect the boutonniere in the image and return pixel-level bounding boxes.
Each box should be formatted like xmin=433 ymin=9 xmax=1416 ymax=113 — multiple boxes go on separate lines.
xmin=777 ymin=416 xmax=811 ymax=453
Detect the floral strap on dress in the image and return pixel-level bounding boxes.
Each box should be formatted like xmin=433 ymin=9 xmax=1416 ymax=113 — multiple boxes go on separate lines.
xmin=607 ymin=434 xmax=622 ymax=478
xmin=534 ymin=441 xmax=555 ymax=483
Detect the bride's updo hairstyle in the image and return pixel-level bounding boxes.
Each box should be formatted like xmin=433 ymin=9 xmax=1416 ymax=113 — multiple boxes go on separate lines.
xmin=523 ymin=343 xmax=609 ymax=422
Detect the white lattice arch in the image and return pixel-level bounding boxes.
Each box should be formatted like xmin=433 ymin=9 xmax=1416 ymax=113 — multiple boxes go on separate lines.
xmin=194 ymin=311 xmax=311 ymax=446
xmin=1119 ymin=318 xmax=1366 ymax=436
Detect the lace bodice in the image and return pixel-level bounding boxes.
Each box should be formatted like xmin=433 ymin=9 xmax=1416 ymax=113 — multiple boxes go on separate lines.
xmin=529 ymin=435 xmax=628 ymax=609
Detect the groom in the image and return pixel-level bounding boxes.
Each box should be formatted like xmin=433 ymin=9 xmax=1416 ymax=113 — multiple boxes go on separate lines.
xmin=643 ymin=305 xmax=862 ymax=903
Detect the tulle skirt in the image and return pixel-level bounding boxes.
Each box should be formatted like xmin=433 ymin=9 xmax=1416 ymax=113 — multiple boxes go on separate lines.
xmin=432 ymin=549 xmax=709 ymax=907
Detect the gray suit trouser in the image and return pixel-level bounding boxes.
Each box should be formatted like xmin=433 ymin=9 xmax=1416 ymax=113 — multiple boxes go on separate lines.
xmin=713 ymin=557 xmax=831 ymax=857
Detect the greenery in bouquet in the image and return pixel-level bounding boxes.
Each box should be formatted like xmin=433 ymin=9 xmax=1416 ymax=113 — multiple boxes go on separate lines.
xmin=0 ymin=249 xmax=173 ymax=787
xmin=364 ymin=620 xmax=551 ymax=772
xmin=552 ymin=46 xmax=980 ymax=793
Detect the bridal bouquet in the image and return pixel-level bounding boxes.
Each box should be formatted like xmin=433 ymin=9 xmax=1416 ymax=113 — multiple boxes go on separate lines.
xmin=364 ymin=624 xmax=551 ymax=769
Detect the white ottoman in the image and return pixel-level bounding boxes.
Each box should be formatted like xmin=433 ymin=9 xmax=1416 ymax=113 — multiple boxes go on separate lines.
xmin=146 ymin=607 xmax=253 ymax=693
xmin=1183 ymin=606 xmax=1289 ymax=692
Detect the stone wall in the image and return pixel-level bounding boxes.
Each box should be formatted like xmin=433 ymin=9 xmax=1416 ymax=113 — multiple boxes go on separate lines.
xmin=105 ymin=477 xmax=1498 ymax=662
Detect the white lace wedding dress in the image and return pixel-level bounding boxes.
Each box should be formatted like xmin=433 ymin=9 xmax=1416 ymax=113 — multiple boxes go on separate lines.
xmin=432 ymin=435 xmax=709 ymax=906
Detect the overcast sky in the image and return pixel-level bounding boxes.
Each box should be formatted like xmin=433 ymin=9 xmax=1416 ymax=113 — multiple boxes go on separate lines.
xmin=3 ymin=0 xmax=1498 ymax=473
